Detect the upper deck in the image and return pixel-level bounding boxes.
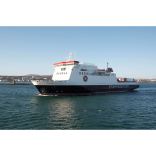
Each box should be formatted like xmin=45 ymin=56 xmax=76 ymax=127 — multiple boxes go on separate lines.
xmin=53 ymin=61 xmax=79 ymax=66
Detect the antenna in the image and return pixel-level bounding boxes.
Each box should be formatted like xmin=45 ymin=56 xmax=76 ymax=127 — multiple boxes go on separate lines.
xmin=65 ymin=52 xmax=76 ymax=61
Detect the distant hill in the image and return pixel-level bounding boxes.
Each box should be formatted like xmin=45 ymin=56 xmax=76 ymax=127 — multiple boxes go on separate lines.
xmin=25 ymin=74 xmax=40 ymax=76
xmin=25 ymin=74 xmax=52 ymax=76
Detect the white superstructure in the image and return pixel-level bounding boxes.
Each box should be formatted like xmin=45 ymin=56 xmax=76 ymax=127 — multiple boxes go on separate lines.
xmin=32 ymin=53 xmax=139 ymax=95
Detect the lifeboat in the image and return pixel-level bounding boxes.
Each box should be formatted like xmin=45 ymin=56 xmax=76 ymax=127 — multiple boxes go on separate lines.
xmin=98 ymin=69 xmax=105 ymax=71
xmin=81 ymin=69 xmax=86 ymax=71
xmin=119 ymin=78 xmax=125 ymax=82
xmin=121 ymin=79 xmax=124 ymax=81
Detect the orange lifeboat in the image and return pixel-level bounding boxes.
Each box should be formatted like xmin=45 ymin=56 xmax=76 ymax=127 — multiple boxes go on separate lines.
xmin=81 ymin=69 xmax=86 ymax=71
xmin=120 ymin=78 xmax=124 ymax=81
xmin=98 ymin=69 xmax=105 ymax=71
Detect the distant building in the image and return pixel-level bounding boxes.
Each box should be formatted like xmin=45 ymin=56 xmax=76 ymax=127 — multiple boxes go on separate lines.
xmin=0 ymin=80 xmax=8 ymax=82
xmin=22 ymin=77 xmax=27 ymax=80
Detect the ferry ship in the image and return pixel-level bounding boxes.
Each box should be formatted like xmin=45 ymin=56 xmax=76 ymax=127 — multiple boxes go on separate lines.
xmin=32 ymin=52 xmax=139 ymax=96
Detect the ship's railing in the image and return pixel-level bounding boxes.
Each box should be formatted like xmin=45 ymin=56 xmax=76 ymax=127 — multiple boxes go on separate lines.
xmin=79 ymin=62 xmax=95 ymax=66
xmin=31 ymin=80 xmax=53 ymax=82
xmin=82 ymin=72 xmax=112 ymax=76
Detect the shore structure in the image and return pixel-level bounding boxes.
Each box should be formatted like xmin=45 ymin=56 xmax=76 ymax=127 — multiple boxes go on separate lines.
xmin=31 ymin=52 xmax=139 ymax=96
xmin=10 ymin=80 xmax=15 ymax=85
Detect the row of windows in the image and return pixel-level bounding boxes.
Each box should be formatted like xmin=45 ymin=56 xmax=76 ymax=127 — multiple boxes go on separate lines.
xmin=55 ymin=63 xmax=76 ymax=67
xmin=79 ymin=72 xmax=114 ymax=76
xmin=56 ymin=72 xmax=67 ymax=75
xmin=79 ymin=72 xmax=89 ymax=75
xmin=56 ymin=72 xmax=114 ymax=76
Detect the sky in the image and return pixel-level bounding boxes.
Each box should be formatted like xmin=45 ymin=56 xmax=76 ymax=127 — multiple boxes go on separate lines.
xmin=0 ymin=26 xmax=156 ymax=79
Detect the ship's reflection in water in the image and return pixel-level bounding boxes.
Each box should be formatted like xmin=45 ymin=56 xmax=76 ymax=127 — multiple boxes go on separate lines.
xmin=30 ymin=96 xmax=82 ymax=129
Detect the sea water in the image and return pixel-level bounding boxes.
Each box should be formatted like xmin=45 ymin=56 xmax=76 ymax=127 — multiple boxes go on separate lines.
xmin=0 ymin=83 xmax=156 ymax=129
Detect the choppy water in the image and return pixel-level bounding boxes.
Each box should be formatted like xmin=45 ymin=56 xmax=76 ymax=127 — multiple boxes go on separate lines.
xmin=0 ymin=83 xmax=156 ymax=129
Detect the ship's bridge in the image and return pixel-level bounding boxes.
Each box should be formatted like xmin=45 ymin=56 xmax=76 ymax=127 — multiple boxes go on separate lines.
xmin=53 ymin=61 xmax=79 ymax=67
xmin=53 ymin=60 xmax=79 ymax=81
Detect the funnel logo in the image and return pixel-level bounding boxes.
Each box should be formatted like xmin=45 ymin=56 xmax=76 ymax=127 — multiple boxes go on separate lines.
xmin=83 ymin=76 xmax=88 ymax=82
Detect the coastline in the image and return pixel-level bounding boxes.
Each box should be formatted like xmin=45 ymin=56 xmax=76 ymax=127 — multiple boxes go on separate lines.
xmin=0 ymin=84 xmax=32 ymax=85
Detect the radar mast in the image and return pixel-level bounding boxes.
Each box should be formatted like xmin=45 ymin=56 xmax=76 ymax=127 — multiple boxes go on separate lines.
xmin=66 ymin=52 xmax=76 ymax=61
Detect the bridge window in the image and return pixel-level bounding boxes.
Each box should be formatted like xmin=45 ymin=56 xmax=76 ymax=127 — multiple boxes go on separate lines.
xmin=61 ymin=68 xmax=66 ymax=71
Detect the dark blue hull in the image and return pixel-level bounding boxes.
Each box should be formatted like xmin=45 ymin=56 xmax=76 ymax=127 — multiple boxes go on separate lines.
xmin=35 ymin=84 xmax=140 ymax=95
